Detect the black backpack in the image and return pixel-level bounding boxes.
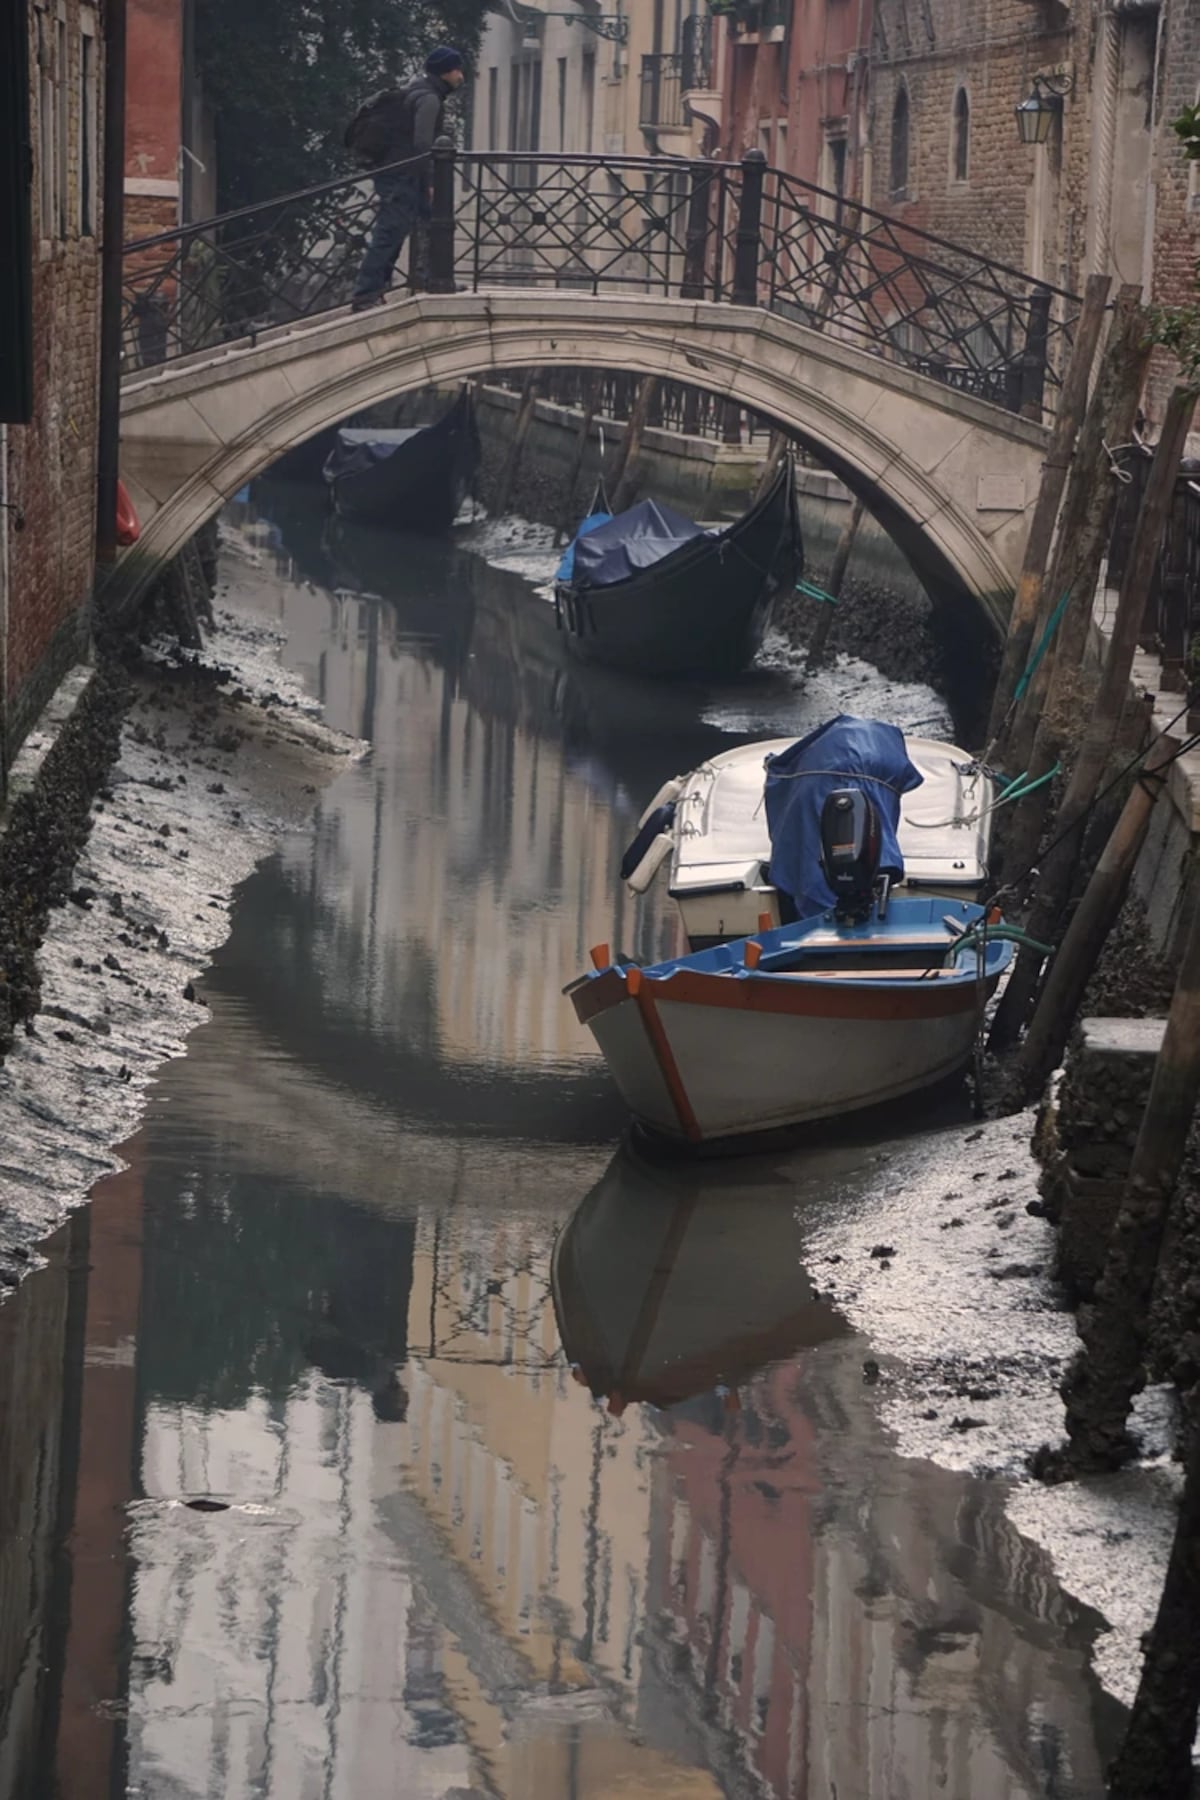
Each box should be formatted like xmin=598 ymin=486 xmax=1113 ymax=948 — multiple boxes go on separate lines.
xmin=344 ymin=91 xmax=397 ymax=168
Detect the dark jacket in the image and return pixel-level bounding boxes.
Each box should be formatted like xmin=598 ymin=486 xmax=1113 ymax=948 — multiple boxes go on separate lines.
xmin=370 ymin=73 xmax=452 ymax=168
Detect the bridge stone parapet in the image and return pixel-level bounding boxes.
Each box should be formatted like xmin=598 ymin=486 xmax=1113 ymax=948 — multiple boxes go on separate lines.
xmin=112 ymin=290 xmax=1050 ymax=626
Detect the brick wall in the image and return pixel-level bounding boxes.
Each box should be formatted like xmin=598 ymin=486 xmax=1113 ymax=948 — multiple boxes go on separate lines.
xmin=870 ymin=0 xmax=1082 ymax=281
xmin=1145 ymin=0 xmax=1200 ymax=429
xmin=4 ymin=0 xmax=103 ymax=763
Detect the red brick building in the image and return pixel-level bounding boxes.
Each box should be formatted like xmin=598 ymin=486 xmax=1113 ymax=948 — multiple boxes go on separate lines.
xmin=868 ymin=0 xmax=1199 ymax=428
xmin=1 ymin=0 xmax=107 ymax=782
xmin=720 ymin=0 xmax=871 ymax=197
xmin=124 ymin=0 xmax=215 ymax=243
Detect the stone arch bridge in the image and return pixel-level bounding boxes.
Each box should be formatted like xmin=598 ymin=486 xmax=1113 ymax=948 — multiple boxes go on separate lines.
xmin=112 ymin=149 xmax=1080 ymax=628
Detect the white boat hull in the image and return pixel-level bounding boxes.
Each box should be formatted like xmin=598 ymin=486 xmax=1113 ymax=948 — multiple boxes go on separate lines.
xmin=576 ymin=957 xmax=988 ymax=1144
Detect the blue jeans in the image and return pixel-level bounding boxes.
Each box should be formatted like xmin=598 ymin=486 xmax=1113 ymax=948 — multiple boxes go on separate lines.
xmin=354 ymin=170 xmax=424 ymax=301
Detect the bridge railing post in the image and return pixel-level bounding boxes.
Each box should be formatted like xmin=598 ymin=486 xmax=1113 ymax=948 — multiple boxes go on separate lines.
xmin=681 ymin=161 xmax=713 ymax=300
xmin=428 ymin=137 xmax=457 ymax=296
xmin=732 ymin=149 xmax=767 ymax=308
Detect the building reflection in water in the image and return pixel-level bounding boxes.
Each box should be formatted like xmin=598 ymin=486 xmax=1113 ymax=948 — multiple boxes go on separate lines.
xmin=0 ymin=498 xmax=1121 ymax=1798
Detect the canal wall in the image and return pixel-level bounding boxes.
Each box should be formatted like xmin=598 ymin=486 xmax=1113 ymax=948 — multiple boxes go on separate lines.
xmin=470 ymin=384 xmax=928 ymax=607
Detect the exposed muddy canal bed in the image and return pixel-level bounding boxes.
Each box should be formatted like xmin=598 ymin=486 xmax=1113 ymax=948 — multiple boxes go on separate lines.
xmin=0 ymin=492 xmax=1156 ymax=1796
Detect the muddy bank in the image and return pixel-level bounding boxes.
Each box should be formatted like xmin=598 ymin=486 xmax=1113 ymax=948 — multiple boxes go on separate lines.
xmin=0 ymin=557 xmax=360 ymax=1289
xmin=0 ymin=662 xmax=130 ymax=1063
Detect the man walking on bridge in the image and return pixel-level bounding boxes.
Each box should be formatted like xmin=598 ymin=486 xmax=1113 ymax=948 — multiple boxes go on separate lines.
xmin=347 ymin=47 xmax=467 ymax=312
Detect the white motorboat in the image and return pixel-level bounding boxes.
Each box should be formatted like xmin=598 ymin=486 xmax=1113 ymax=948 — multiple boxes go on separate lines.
xmin=622 ymin=730 xmax=995 ymax=949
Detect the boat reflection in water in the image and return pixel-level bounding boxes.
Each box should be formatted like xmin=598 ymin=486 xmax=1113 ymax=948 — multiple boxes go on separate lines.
xmin=551 ymin=1142 xmax=1118 ymax=1800
xmin=553 ymin=1141 xmax=844 ymax=1410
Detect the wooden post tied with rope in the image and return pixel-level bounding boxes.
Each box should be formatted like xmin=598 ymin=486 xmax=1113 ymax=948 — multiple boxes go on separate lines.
xmin=1002 ymin=287 xmax=1151 ymax=779
xmin=994 ymin=384 xmax=1199 ymax=1051
xmin=986 ymin=274 xmax=1111 ymax=745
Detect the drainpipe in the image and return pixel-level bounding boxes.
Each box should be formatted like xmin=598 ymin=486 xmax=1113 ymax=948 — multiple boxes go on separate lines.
xmin=95 ymin=0 xmax=127 ymax=564
xmin=1088 ymin=5 xmax=1120 ymax=278
xmin=1141 ymin=0 xmax=1166 ymax=300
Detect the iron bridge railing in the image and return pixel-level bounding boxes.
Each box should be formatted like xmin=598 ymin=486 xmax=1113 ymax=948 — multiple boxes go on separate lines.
xmin=121 ymin=143 xmax=1080 ymax=424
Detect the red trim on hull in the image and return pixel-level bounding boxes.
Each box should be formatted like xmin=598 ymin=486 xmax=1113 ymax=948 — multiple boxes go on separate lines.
xmin=574 ymin=965 xmax=993 ymax=1026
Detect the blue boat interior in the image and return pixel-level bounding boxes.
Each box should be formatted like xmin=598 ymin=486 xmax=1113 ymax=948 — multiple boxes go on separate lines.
xmin=610 ymin=896 xmax=1015 ymax=986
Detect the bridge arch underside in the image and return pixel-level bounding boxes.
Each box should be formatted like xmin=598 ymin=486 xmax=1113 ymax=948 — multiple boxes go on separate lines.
xmin=113 ymin=294 xmax=1049 ymax=629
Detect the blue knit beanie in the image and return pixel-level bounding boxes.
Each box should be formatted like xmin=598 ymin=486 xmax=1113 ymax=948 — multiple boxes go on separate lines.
xmin=425 ymin=46 xmax=464 ymax=76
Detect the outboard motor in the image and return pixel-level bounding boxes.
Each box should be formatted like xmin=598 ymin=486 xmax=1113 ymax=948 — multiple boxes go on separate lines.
xmin=819 ymin=788 xmax=884 ymax=924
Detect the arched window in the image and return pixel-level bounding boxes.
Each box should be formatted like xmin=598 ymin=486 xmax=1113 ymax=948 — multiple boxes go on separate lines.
xmin=953 ymin=87 xmax=970 ymax=181
xmin=891 ymin=86 xmax=910 ymax=196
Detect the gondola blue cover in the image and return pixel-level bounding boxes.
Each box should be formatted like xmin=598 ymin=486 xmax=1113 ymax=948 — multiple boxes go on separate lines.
xmin=764 ymin=714 xmax=924 ymax=920
xmin=555 ymin=511 xmax=612 ymax=583
xmin=569 ymin=499 xmax=708 ymax=589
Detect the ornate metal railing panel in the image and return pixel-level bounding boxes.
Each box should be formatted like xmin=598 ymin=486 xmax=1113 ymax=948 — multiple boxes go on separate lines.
xmin=455 ymin=154 xmax=697 ymax=295
xmin=121 ymin=145 xmax=1079 ymax=424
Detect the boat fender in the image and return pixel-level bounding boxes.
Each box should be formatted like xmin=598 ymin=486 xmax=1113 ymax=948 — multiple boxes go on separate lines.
xmin=115 ymin=479 xmax=140 ymax=547
xmin=620 ymin=801 xmax=677 ymax=887
xmin=625 ymin=832 xmax=673 ymax=895
xmin=637 ymin=777 xmax=684 ymax=830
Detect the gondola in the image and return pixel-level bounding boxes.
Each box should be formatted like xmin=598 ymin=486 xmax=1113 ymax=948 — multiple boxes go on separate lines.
xmin=553 ymin=453 xmax=803 ymax=678
xmin=321 ymin=386 xmax=481 ymax=531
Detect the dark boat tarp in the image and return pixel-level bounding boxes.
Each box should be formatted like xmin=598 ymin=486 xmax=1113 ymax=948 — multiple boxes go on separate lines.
xmin=764 ymin=714 xmax=924 ymax=921
xmin=569 ymin=498 xmax=709 ymax=589
xmin=323 ymin=427 xmax=423 ymax=484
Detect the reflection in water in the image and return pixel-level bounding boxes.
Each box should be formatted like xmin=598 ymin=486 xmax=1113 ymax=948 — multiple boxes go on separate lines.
xmin=2 ymin=494 xmax=1121 ymax=1798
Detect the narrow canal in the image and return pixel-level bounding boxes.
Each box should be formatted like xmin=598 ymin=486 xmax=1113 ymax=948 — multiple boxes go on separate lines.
xmin=2 ymin=489 xmax=1123 ymax=1798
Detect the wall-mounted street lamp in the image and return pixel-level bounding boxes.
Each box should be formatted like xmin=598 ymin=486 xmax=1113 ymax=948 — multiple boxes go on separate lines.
xmin=1015 ymin=71 xmax=1074 ymax=146
xmin=513 ymin=4 xmax=629 ymax=41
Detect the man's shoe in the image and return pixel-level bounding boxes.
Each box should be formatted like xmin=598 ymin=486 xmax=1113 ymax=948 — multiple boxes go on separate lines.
xmin=350 ymin=293 xmax=386 ymax=313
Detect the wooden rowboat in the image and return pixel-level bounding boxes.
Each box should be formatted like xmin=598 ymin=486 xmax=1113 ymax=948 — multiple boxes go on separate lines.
xmin=566 ymin=896 xmax=1013 ymax=1146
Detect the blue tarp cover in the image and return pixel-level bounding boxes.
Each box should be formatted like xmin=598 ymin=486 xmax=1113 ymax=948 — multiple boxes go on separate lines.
xmin=555 ymin=511 xmax=613 ymax=583
xmin=764 ymin=714 xmax=924 ymax=921
xmin=567 ymin=498 xmax=708 ymax=589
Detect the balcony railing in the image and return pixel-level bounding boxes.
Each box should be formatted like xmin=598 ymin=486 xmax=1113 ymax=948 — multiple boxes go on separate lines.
xmin=640 ymin=54 xmax=685 ymax=130
xmin=681 ymin=14 xmax=714 ymax=91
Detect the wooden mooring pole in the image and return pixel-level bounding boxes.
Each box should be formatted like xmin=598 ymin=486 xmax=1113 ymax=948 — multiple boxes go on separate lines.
xmin=998 ymin=286 xmax=1149 ymax=785
xmin=610 ymin=375 xmax=659 ymax=513
xmin=1013 ymin=718 xmax=1174 ymax=1101
xmin=985 ymin=274 xmax=1111 ymax=747
xmin=555 ymin=374 xmax=602 ymax=543
xmin=1107 ymin=1414 xmax=1200 ymax=1798
xmin=806 ymin=497 xmax=865 ymax=672
xmin=492 ymin=368 xmax=539 ymax=520
xmin=1060 ymin=852 xmax=1200 ymax=1472
xmin=992 ymin=385 xmax=1196 ymax=1049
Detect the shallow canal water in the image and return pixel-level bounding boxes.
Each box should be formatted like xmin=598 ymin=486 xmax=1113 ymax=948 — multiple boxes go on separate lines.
xmin=2 ymin=495 xmax=1123 ymax=1798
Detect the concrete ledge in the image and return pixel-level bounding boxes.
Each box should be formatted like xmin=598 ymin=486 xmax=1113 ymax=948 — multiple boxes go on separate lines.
xmin=1 ymin=661 xmax=94 ymax=822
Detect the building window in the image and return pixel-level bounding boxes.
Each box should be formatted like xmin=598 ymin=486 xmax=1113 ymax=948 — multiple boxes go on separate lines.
xmin=581 ymin=52 xmax=596 ymax=153
xmin=80 ymin=10 xmax=97 ymax=233
xmin=55 ymin=10 xmax=69 ymax=235
xmin=890 ymin=85 xmax=910 ymax=198
xmin=557 ymin=57 xmax=567 ymax=150
xmin=488 ymin=66 xmax=498 ymax=149
xmin=36 ymin=8 xmax=55 ymax=237
xmin=952 ymin=86 xmax=969 ymax=182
